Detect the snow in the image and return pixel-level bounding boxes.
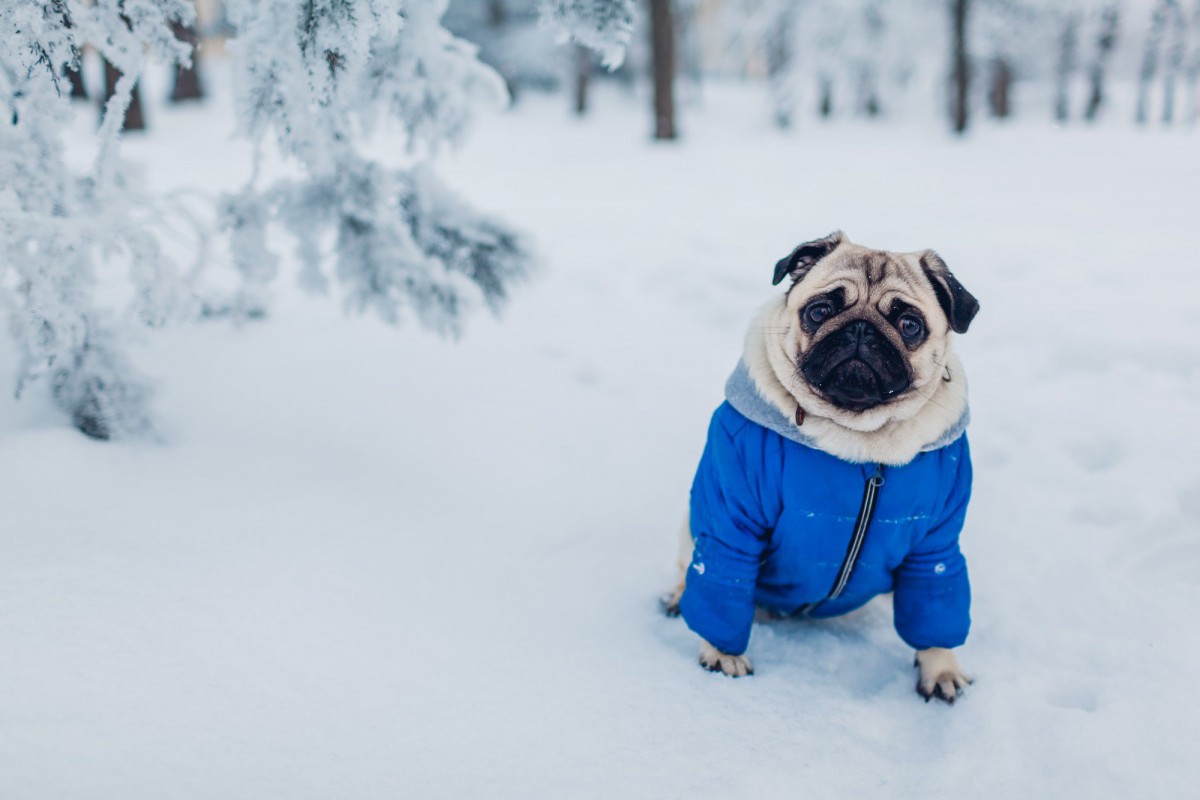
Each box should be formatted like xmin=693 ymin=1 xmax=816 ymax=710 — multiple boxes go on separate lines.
xmin=2 ymin=75 xmax=1198 ymax=797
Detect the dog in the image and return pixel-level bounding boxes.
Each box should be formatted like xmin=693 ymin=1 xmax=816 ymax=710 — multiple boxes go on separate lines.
xmin=663 ymin=231 xmax=980 ymax=704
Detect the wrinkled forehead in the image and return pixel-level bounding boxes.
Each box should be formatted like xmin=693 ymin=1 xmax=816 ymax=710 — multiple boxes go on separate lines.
xmin=794 ymin=243 xmax=928 ymax=303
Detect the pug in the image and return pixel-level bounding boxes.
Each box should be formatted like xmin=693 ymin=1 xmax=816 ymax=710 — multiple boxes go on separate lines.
xmin=663 ymin=231 xmax=980 ymax=704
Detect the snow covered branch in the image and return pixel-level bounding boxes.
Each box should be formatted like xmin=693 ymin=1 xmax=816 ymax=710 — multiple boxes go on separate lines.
xmin=539 ymin=0 xmax=636 ymax=68
xmin=222 ymin=0 xmax=532 ymax=337
xmin=0 ymin=1 xmax=194 ymax=438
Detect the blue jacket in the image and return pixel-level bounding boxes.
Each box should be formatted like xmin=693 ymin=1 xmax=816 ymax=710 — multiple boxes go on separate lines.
xmin=679 ymin=400 xmax=973 ymax=656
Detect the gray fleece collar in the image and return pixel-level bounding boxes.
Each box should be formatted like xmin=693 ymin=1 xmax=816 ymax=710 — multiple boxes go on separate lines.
xmin=724 ymin=359 xmax=969 ymax=455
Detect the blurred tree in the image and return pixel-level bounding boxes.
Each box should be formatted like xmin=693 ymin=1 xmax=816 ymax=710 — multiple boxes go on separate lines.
xmin=103 ymin=56 xmax=145 ymax=130
xmin=765 ymin=2 xmax=798 ymax=128
xmin=100 ymin=7 xmax=147 ymax=131
xmin=1054 ymin=11 xmax=1081 ymax=122
xmin=61 ymin=9 xmax=88 ymax=99
xmin=573 ymin=43 xmax=591 ymax=113
xmin=854 ymin=0 xmax=884 ymax=116
xmin=168 ymin=16 xmax=203 ymax=101
xmin=987 ymin=56 xmax=1013 ymax=117
xmin=1083 ymin=4 xmax=1120 ymax=121
xmin=1187 ymin=1 xmax=1200 ymax=124
xmin=1137 ymin=0 xmax=1170 ymax=123
xmin=950 ymin=0 xmax=970 ymax=133
xmin=1160 ymin=0 xmax=1186 ymax=122
xmin=650 ymin=0 xmax=677 ymax=138
xmin=980 ymin=0 xmax=1034 ymax=121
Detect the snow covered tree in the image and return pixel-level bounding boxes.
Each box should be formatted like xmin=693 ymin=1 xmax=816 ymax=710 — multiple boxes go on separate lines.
xmin=1 ymin=1 xmax=196 ymax=439
xmin=2 ymin=0 xmax=633 ymax=439
xmin=168 ymin=14 xmax=204 ymax=102
xmin=219 ymin=0 xmax=639 ymax=333
xmin=218 ymin=0 xmax=533 ymax=333
xmin=539 ymin=0 xmax=635 ymax=68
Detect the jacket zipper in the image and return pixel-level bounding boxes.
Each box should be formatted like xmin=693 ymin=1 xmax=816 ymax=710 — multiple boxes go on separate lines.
xmin=798 ymin=463 xmax=885 ymax=614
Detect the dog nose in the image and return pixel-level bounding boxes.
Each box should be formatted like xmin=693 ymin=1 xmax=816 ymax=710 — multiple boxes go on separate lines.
xmin=847 ymin=321 xmax=874 ymax=344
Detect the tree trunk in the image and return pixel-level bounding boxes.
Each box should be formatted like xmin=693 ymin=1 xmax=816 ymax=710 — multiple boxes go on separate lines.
xmin=649 ymin=0 xmax=677 ymax=140
xmin=103 ymin=59 xmax=145 ymax=131
xmin=950 ymin=0 xmax=970 ymax=134
xmin=1084 ymin=5 xmax=1119 ymax=121
xmin=987 ymin=57 xmax=1012 ymax=118
xmin=1054 ymin=14 xmax=1080 ymax=123
xmin=487 ymin=0 xmax=506 ymax=28
xmin=169 ymin=20 xmax=204 ymax=102
xmin=859 ymin=1 xmax=884 ymax=117
xmin=818 ymin=74 xmax=833 ymax=117
xmin=1161 ymin=0 xmax=1185 ymax=124
xmin=65 ymin=58 xmax=88 ymax=100
xmin=62 ymin=10 xmax=87 ymax=99
xmin=1189 ymin=3 xmax=1200 ymax=126
xmin=766 ymin=6 xmax=796 ymax=129
xmin=573 ymin=44 xmax=590 ymax=115
xmin=1137 ymin=1 xmax=1169 ymax=124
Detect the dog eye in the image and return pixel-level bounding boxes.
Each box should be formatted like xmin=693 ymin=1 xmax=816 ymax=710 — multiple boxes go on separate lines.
xmin=804 ymin=302 xmax=834 ymax=326
xmin=898 ymin=314 xmax=924 ymax=339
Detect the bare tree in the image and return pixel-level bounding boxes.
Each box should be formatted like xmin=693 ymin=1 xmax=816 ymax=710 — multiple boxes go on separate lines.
xmin=1137 ymin=0 xmax=1170 ymax=124
xmin=1054 ymin=12 xmax=1080 ymax=122
xmin=488 ymin=0 xmax=507 ymax=27
xmin=950 ymin=0 xmax=970 ymax=134
xmin=650 ymin=0 xmax=677 ymax=139
xmin=573 ymin=44 xmax=590 ymax=115
xmin=1161 ymin=0 xmax=1186 ymax=123
xmin=1084 ymin=4 xmax=1120 ymax=121
xmin=766 ymin=3 xmax=798 ymax=128
xmin=987 ymin=56 xmax=1013 ymax=118
xmin=817 ymin=74 xmax=834 ymax=117
xmin=856 ymin=1 xmax=884 ymax=117
xmin=1188 ymin=0 xmax=1200 ymax=125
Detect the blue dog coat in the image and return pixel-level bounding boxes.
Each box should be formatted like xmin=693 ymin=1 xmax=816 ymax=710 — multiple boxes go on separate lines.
xmin=678 ymin=362 xmax=973 ymax=656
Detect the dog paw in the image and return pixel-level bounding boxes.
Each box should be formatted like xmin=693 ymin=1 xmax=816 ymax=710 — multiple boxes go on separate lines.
xmin=914 ymin=647 xmax=972 ymax=704
xmin=699 ymin=641 xmax=753 ymax=677
xmin=657 ymin=582 xmax=686 ymax=618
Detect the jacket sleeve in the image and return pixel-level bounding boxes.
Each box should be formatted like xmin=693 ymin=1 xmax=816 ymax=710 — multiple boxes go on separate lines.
xmin=892 ymin=435 xmax=973 ymax=651
xmin=679 ymin=408 xmax=774 ymax=656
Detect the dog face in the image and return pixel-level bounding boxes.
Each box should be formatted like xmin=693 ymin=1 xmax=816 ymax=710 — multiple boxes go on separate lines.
xmin=767 ymin=231 xmax=979 ymax=432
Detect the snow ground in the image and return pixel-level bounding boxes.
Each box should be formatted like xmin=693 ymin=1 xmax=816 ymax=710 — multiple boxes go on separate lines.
xmin=2 ymin=76 xmax=1199 ymax=798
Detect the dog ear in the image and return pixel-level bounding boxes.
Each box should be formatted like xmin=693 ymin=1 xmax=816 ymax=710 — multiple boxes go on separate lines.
xmin=772 ymin=231 xmax=845 ymax=286
xmin=920 ymin=251 xmax=980 ymax=334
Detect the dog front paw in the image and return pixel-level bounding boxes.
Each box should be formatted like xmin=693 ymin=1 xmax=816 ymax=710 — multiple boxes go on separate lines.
xmin=915 ymin=647 xmax=972 ymax=704
xmin=699 ymin=641 xmax=753 ymax=677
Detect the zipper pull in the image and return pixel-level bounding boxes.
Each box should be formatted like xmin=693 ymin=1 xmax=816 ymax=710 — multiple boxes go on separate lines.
xmin=870 ymin=463 xmax=885 ymax=488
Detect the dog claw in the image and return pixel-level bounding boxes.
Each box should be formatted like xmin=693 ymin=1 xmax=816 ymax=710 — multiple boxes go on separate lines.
xmin=659 ymin=595 xmax=681 ymax=617
xmin=914 ymin=648 xmax=970 ymax=705
xmin=698 ymin=642 xmax=753 ymax=677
